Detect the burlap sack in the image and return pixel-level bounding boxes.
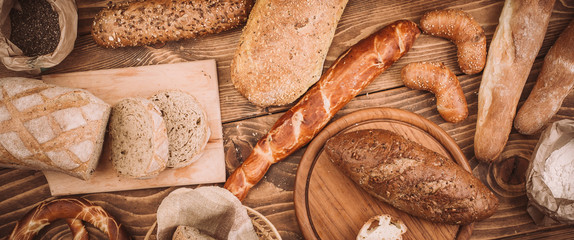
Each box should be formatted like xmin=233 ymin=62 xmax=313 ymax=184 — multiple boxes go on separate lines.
xmin=0 ymin=0 xmax=77 ymax=74
xmin=157 ymin=187 xmax=258 ymax=240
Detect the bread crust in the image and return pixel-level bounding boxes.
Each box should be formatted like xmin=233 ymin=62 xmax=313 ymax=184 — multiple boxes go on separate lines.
xmin=325 ymin=129 xmax=499 ymax=225
xmin=224 ymin=20 xmax=420 ymax=200
xmin=514 ymin=19 xmax=574 ymax=135
xmin=91 ymin=0 xmax=253 ymax=48
xmin=475 ymin=0 xmax=555 ymax=162
xmin=0 ymin=77 xmax=110 ymax=180
xmin=230 ymin=0 xmax=348 ymax=107
xmin=401 ymin=62 xmax=468 ymax=123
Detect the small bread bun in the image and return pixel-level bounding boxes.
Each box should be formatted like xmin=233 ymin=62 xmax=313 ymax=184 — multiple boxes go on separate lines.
xmin=357 ymin=214 xmax=407 ymax=240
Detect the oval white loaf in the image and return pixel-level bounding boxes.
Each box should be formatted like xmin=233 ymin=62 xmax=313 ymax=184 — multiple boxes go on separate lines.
xmin=230 ymin=0 xmax=348 ymax=107
xmin=108 ymin=98 xmax=168 ymax=178
xmin=150 ymin=90 xmax=210 ymax=169
xmin=357 ymin=214 xmax=407 ymax=240
xmin=0 ymin=77 xmax=110 ymax=180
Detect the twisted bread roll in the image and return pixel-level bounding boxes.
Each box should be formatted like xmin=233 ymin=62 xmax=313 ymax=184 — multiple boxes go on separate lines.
xmin=224 ymin=20 xmax=420 ymax=200
xmin=10 ymin=198 xmax=130 ymax=240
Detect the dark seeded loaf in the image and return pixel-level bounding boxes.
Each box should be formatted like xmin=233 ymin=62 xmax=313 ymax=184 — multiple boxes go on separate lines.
xmin=150 ymin=91 xmax=210 ymax=168
xmin=324 ymin=129 xmax=499 ymax=225
xmin=108 ymin=98 xmax=168 ymax=178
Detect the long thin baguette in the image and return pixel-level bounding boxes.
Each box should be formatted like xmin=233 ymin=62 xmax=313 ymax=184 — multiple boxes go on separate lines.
xmin=475 ymin=0 xmax=555 ymax=162
xmin=91 ymin=0 xmax=253 ymax=48
xmin=514 ymin=19 xmax=574 ymax=135
xmin=224 ymin=20 xmax=420 ymax=200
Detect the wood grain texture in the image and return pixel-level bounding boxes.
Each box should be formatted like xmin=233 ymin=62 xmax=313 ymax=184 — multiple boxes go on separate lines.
xmin=1 ymin=0 xmax=574 ymax=239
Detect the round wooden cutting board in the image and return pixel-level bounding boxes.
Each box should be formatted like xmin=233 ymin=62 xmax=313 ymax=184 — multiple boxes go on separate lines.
xmin=294 ymin=107 xmax=473 ymax=240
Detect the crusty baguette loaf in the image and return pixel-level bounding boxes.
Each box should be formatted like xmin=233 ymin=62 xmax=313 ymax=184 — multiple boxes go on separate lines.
xmin=224 ymin=20 xmax=420 ymax=200
xmin=325 ymin=129 xmax=499 ymax=225
xmin=91 ymin=0 xmax=253 ymax=48
xmin=150 ymin=91 xmax=210 ymax=168
xmin=475 ymin=0 xmax=555 ymax=162
xmin=230 ymin=0 xmax=348 ymax=107
xmin=108 ymin=98 xmax=168 ymax=178
xmin=514 ymin=19 xmax=574 ymax=135
xmin=0 ymin=77 xmax=110 ymax=180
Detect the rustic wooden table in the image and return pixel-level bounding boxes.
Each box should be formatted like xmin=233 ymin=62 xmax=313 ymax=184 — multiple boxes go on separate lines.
xmin=1 ymin=0 xmax=574 ymax=239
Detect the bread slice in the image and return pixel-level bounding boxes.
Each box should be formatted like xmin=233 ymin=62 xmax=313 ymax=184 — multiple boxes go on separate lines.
xmin=357 ymin=214 xmax=407 ymax=240
xmin=172 ymin=226 xmax=215 ymax=240
xmin=108 ymin=98 xmax=168 ymax=178
xmin=0 ymin=77 xmax=110 ymax=180
xmin=230 ymin=0 xmax=348 ymax=107
xmin=150 ymin=91 xmax=210 ymax=168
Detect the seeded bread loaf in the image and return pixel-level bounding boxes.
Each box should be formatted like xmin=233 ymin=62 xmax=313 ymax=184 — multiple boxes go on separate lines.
xmin=230 ymin=0 xmax=348 ymax=107
xmin=150 ymin=91 xmax=210 ymax=168
xmin=0 ymin=77 xmax=110 ymax=180
xmin=172 ymin=226 xmax=215 ymax=240
xmin=325 ymin=129 xmax=499 ymax=225
xmin=91 ymin=0 xmax=253 ymax=48
xmin=108 ymin=98 xmax=168 ymax=178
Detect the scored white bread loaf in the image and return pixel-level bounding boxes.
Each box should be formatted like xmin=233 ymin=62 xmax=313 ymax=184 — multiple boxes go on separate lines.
xmin=231 ymin=0 xmax=348 ymax=107
xmin=475 ymin=0 xmax=555 ymax=162
xmin=356 ymin=214 xmax=407 ymax=240
xmin=108 ymin=98 xmax=168 ymax=179
xmin=150 ymin=91 xmax=210 ymax=169
xmin=0 ymin=77 xmax=110 ymax=180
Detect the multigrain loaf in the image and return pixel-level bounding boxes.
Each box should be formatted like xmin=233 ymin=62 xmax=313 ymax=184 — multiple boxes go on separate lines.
xmin=108 ymin=98 xmax=168 ymax=178
xmin=230 ymin=0 xmax=348 ymax=107
xmin=91 ymin=0 xmax=254 ymax=48
xmin=150 ymin=91 xmax=210 ymax=168
xmin=0 ymin=77 xmax=110 ymax=180
xmin=324 ymin=129 xmax=499 ymax=225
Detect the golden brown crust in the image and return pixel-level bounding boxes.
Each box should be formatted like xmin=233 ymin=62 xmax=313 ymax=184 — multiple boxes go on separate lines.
xmin=65 ymin=218 xmax=89 ymax=240
xmin=91 ymin=0 xmax=253 ymax=48
xmin=475 ymin=0 xmax=555 ymax=162
xmin=10 ymin=198 xmax=131 ymax=240
xmin=401 ymin=62 xmax=468 ymax=123
xmin=514 ymin=19 xmax=574 ymax=135
xmin=420 ymin=9 xmax=486 ymax=75
xmin=224 ymin=20 xmax=420 ymax=200
xmin=231 ymin=0 xmax=348 ymax=107
xmin=325 ymin=129 xmax=499 ymax=225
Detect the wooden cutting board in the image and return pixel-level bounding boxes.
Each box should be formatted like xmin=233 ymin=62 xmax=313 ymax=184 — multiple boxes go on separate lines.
xmin=294 ymin=108 xmax=473 ymax=240
xmin=41 ymin=60 xmax=225 ymax=196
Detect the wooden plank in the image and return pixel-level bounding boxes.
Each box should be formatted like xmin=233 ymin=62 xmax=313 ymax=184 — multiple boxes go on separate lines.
xmin=41 ymin=60 xmax=226 ymax=195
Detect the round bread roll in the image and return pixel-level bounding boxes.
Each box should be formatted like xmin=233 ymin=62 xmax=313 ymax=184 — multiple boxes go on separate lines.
xmin=108 ymin=98 xmax=168 ymax=178
xmin=150 ymin=90 xmax=210 ymax=168
xmin=357 ymin=214 xmax=407 ymax=240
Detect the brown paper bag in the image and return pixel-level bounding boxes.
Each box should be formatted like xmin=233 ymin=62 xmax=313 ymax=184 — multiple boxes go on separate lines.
xmin=526 ymin=119 xmax=574 ymax=226
xmin=0 ymin=0 xmax=77 ymax=74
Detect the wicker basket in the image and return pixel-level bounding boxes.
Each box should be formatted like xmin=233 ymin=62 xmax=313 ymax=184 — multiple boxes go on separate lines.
xmin=145 ymin=206 xmax=282 ymax=240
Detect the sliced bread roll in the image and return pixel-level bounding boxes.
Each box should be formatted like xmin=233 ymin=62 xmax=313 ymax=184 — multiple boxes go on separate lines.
xmin=357 ymin=214 xmax=407 ymax=240
xmin=0 ymin=77 xmax=110 ymax=180
xmin=150 ymin=91 xmax=210 ymax=168
xmin=172 ymin=226 xmax=215 ymax=240
xmin=108 ymin=98 xmax=168 ymax=178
